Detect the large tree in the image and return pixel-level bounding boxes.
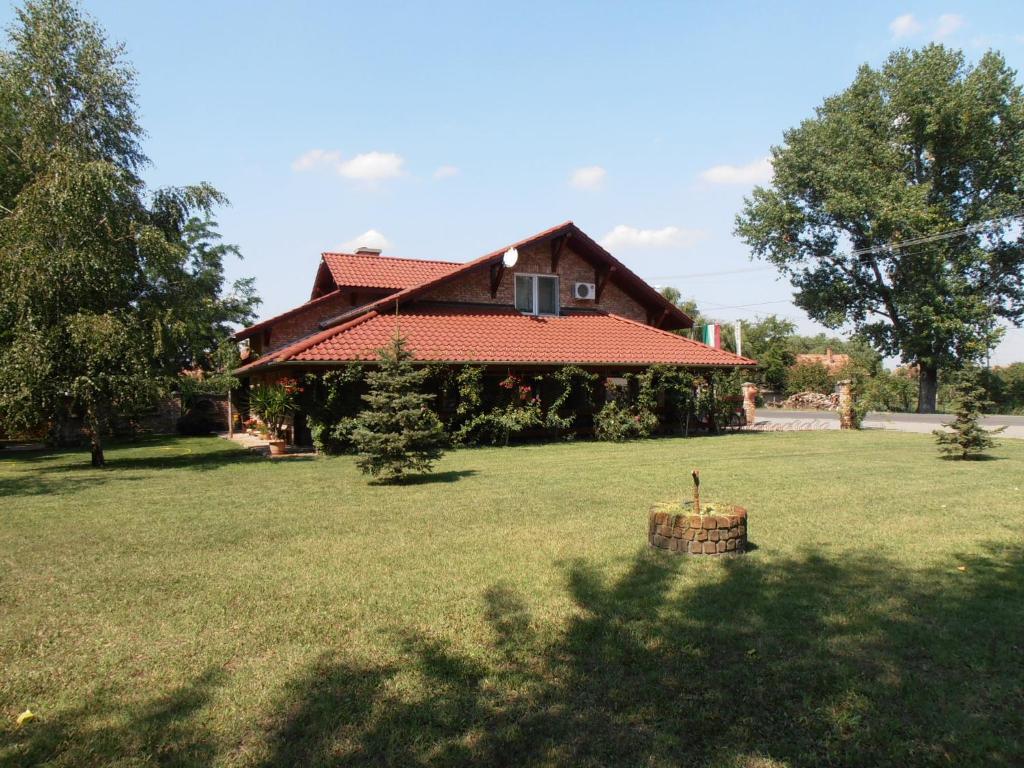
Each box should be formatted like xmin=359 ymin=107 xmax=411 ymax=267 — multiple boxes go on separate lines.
xmin=0 ymin=0 xmax=258 ymax=465
xmin=741 ymin=315 xmax=796 ymax=391
xmin=736 ymin=45 xmax=1024 ymax=412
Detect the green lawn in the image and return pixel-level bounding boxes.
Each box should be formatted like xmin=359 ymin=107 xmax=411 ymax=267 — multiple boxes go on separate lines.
xmin=1 ymin=432 xmax=1023 ymax=767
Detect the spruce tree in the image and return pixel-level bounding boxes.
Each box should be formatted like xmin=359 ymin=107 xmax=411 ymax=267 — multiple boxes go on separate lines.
xmin=933 ymin=368 xmax=1004 ymax=460
xmin=351 ymin=333 xmax=447 ymax=481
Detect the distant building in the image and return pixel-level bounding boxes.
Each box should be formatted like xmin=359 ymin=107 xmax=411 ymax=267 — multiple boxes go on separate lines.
xmin=794 ymin=348 xmax=849 ymax=374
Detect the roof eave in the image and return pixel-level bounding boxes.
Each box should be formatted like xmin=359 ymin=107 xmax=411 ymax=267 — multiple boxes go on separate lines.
xmin=243 ymin=358 xmax=756 ymax=370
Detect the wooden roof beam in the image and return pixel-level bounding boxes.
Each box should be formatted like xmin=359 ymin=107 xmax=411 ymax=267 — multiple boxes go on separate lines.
xmin=490 ymin=262 xmax=506 ymax=298
xmin=550 ymin=233 xmax=570 ymax=273
xmin=595 ymin=264 xmax=616 ymax=301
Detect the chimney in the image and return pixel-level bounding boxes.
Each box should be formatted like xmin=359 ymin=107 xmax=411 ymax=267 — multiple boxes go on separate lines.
xmin=355 ymin=246 xmax=382 ymax=256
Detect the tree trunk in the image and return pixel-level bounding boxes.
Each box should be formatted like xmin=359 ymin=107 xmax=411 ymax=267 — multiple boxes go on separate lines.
xmin=917 ymin=362 xmax=939 ymax=414
xmin=90 ymin=436 xmax=105 ymax=468
xmin=85 ymin=410 xmax=105 ymax=467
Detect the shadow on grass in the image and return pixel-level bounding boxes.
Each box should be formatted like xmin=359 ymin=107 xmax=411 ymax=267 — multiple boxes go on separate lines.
xmin=258 ymin=545 xmax=1024 ymax=768
xmin=1 ymin=437 xmax=259 ymax=498
xmin=0 ymin=472 xmax=148 ymax=498
xmin=0 ymin=667 xmax=225 ymax=768
xmin=366 ymin=469 xmax=479 ymax=486
xmin=51 ymin=448 xmax=260 ymax=473
xmin=937 ymin=453 xmax=1007 ymax=462
xmin=6 ymin=547 xmax=1023 ymax=766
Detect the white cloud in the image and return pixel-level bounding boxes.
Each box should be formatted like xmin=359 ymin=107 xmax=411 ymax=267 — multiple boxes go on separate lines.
xmin=291 ymin=148 xmax=341 ymax=172
xmin=699 ymin=156 xmax=772 ymax=185
xmin=338 ymin=229 xmax=393 ymax=252
xmin=433 ymin=165 xmax=460 ymax=179
xmin=337 ymin=152 xmax=404 ymax=180
xmin=889 ymin=13 xmax=922 ymax=39
xmin=569 ymin=165 xmax=607 ymax=190
xmin=600 ymin=225 xmax=705 ymax=251
xmin=291 ymin=149 xmax=405 ymax=181
xmin=935 ymin=13 xmax=965 ymax=39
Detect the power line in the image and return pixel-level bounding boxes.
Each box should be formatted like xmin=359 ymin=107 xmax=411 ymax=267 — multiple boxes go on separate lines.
xmin=696 ymin=299 xmax=794 ymax=310
xmin=658 ymin=213 xmax=1024 ymax=287
xmin=848 ymin=212 xmax=1024 ymax=258
xmin=647 ymin=265 xmax=776 ymax=281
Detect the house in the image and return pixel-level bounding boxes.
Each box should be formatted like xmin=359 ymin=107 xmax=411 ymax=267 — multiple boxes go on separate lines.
xmin=233 ymin=222 xmax=755 ymax=442
xmin=793 ymin=348 xmax=850 ymax=374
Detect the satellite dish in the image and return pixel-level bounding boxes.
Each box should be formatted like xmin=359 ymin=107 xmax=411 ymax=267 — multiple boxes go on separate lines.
xmin=502 ymin=247 xmax=519 ymax=268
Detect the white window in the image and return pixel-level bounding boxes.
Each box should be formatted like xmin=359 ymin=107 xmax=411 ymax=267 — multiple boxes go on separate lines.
xmin=514 ymin=274 xmax=559 ymax=315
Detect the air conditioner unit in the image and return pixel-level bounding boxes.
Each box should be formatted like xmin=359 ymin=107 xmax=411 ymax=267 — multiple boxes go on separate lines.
xmin=573 ymin=282 xmax=597 ymax=300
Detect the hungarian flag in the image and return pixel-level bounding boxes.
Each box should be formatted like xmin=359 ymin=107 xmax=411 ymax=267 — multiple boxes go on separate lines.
xmin=702 ymin=324 xmax=721 ymax=349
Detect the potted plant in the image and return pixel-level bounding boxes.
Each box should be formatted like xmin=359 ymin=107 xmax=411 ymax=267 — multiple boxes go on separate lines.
xmin=248 ymin=378 xmax=302 ymax=455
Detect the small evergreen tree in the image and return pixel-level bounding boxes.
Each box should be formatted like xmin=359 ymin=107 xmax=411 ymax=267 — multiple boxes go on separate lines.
xmin=351 ymin=333 xmax=446 ymax=481
xmin=933 ymin=368 xmax=1004 ymax=460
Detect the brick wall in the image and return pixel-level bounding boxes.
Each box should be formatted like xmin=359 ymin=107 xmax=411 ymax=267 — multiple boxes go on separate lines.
xmin=419 ymin=243 xmax=649 ymax=323
xmin=256 ymin=292 xmax=356 ymax=355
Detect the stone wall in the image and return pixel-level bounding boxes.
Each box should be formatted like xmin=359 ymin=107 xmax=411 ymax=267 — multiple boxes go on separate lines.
xmin=648 ymin=506 xmax=748 ymax=556
xmin=419 ymin=242 xmax=649 ymax=323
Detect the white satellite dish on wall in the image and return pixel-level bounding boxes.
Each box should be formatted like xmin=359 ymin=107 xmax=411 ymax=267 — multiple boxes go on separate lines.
xmin=502 ymin=247 xmax=519 ymax=268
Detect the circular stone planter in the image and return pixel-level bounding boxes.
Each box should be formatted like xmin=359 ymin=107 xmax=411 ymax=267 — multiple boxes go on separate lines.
xmin=648 ymin=502 xmax=748 ymax=556
xmin=267 ymin=439 xmax=287 ymax=456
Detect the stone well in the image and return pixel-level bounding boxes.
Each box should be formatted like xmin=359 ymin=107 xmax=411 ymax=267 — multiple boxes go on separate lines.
xmin=648 ymin=504 xmax=748 ymax=556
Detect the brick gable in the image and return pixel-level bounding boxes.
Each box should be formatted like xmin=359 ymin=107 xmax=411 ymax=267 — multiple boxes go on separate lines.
xmin=419 ymin=242 xmax=647 ymax=323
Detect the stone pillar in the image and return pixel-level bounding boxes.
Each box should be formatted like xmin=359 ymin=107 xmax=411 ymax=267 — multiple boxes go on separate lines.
xmin=741 ymin=382 xmax=758 ymax=426
xmin=837 ymin=380 xmax=855 ymax=429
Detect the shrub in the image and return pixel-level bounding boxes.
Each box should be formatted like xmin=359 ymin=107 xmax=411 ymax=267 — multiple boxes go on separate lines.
xmin=454 ymin=373 xmax=544 ymax=446
xmin=303 ymin=366 xmax=365 ymax=454
xmin=594 ymin=399 xmax=658 ymax=441
xmin=351 ymin=334 xmax=447 ymax=481
xmin=786 ymin=362 xmax=834 ymax=395
xmin=692 ymin=370 xmax=745 ymax=433
xmin=858 ymin=370 xmax=917 ymax=412
xmin=637 ymin=365 xmax=696 ymax=435
xmin=545 ymin=366 xmax=597 ymax=439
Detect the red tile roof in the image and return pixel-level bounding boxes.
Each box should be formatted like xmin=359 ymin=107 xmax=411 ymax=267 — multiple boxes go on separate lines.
xmin=333 ymin=221 xmax=692 ymax=330
xmin=321 ymin=252 xmax=459 ymax=290
xmin=264 ymin=306 xmax=753 ymax=368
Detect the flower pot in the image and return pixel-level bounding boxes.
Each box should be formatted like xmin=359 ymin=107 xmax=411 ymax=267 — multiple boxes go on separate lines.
xmin=267 ymin=439 xmax=287 ymax=456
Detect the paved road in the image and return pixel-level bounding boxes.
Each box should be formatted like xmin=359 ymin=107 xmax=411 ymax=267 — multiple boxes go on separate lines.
xmin=754 ymin=409 xmax=1024 ymax=439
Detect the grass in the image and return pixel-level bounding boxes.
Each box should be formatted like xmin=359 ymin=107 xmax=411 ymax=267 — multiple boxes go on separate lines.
xmin=1 ymin=431 xmax=1023 ymax=767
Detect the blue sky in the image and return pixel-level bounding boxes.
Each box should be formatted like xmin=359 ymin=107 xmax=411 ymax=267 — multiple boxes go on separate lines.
xmin=4 ymin=1 xmax=1024 ymax=363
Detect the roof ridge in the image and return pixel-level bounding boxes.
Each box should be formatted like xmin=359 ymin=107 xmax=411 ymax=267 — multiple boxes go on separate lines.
xmin=605 ymin=313 xmax=757 ymax=365
xmin=322 ymin=252 xmax=462 ymax=266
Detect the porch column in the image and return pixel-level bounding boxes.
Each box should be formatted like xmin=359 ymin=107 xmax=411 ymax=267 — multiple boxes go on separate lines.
xmin=741 ymin=382 xmax=758 ymax=426
xmin=837 ymin=380 xmax=855 ymax=429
